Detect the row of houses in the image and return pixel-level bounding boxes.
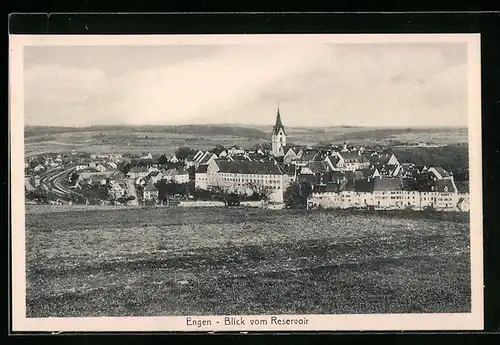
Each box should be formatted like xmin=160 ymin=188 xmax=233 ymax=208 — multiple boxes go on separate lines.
xmin=309 ymin=179 xmax=469 ymax=212
xmin=127 ymin=166 xmax=189 ymax=184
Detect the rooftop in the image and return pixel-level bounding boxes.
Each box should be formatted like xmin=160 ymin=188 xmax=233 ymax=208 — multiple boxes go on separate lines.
xmin=217 ymin=161 xmax=285 ymax=175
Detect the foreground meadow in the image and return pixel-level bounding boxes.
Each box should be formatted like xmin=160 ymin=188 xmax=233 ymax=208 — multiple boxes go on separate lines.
xmin=25 ymin=206 xmax=471 ymax=317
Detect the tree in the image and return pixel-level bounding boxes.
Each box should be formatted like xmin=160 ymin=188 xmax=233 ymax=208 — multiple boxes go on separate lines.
xmin=414 ymin=172 xmax=435 ymax=192
xmin=155 ymin=180 xmax=180 ymax=200
xmin=260 ymin=142 xmax=272 ymax=151
xmin=69 ymin=192 xmax=86 ymax=204
xmin=25 ymin=188 xmax=48 ymax=203
xmin=283 ymin=182 xmax=312 ymax=208
xmin=193 ymin=187 xmax=211 ymax=201
xmin=209 ymin=185 xmax=230 ymax=201
xmin=118 ymin=162 xmax=133 ymax=175
xmin=213 ymin=144 xmax=226 ymax=155
xmin=175 ymin=147 xmax=196 ymax=160
xmin=28 ymin=155 xmax=46 ymax=169
xmin=245 ymin=181 xmax=274 ymax=201
xmin=158 ymin=154 xmax=168 ymax=165
xmin=187 ymin=166 xmax=196 ymax=181
xmin=225 ymin=192 xmax=240 ymax=206
xmin=69 ymin=172 xmax=79 ymax=184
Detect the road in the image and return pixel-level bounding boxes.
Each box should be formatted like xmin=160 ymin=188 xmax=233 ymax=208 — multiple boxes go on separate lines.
xmin=125 ymin=179 xmax=139 ymax=206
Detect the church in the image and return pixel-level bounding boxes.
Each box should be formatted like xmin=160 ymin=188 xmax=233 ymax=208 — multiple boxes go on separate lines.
xmin=271 ymin=104 xmax=286 ymax=157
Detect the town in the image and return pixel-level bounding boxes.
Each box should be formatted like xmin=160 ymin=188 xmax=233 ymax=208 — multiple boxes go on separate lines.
xmin=24 ymin=107 xmax=470 ymax=212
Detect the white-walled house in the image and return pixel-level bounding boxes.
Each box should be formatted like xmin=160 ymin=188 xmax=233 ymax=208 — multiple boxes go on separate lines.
xmin=326 ymin=151 xmax=371 ymax=172
xmin=195 ymin=164 xmax=209 ymax=190
xmin=148 ymin=171 xmax=163 ymax=184
xmin=95 ymin=164 xmax=108 ymax=173
xmin=127 ymin=166 xmax=149 ymax=179
xmin=163 ymin=168 xmax=189 ymax=184
xmin=34 ymin=164 xmax=45 ymax=173
xmin=227 ymin=145 xmax=245 ymax=156
xmin=141 ymin=153 xmax=153 ymax=160
xmin=143 ymin=182 xmax=159 ymax=201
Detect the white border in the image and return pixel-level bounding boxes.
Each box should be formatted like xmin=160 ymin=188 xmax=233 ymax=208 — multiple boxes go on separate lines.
xmin=9 ymin=34 xmax=483 ymax=332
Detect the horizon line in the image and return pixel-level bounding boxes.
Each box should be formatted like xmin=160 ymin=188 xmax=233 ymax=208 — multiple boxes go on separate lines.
xmin=24 ymin=123 xmax=468 ymax=129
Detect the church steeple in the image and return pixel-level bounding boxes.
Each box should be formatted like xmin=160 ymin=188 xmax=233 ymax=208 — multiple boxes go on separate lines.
xmin=272 ymin=103 xmax=285 ymax=136
xmin=271 ymin=103 xmax=286 ymax=157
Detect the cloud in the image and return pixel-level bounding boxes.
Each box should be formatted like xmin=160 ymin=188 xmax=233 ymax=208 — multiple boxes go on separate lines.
xmin=23 ymin=43 xmax=469 ymax=127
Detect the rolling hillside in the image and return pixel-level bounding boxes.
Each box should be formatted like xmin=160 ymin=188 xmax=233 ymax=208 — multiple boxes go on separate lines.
xmin=24 ymin=124 xmax=468 ymax=156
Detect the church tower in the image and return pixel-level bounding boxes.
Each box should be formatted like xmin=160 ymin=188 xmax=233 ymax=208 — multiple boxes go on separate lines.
xmin=271 ymin=104 xmax=286 ymax=157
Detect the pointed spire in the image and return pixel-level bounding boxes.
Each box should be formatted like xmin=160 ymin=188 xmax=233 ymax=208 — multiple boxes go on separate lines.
xmin=273 ymin=103 xmax=285 ymax=135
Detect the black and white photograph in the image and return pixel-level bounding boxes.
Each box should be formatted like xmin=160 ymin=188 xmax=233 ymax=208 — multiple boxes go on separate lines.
xmin=10 ymin=34 xmax=483 ymax=332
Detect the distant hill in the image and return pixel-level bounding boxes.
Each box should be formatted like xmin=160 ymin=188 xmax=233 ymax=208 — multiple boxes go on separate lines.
xmin=24 ymin=124 xmax=468 ymax=157
xmin=24 ymin=125 xmax=269 ymax=139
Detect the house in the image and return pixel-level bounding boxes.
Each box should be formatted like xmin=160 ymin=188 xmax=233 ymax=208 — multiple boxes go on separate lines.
xmin=457 ymin=195 xmax=470 ymax=212
xmin=75 ymin=164 xmax=87 ymax=171
xmin=372 ymin=177 xmax=404 ymax=209
xmin=109 ymin=181 xmax=127 ymax=199
xmin=195 ymin=164 xmax=209 ymax=190
xmin=78 ymin=169 xmax=115 ymax=180
xmin=228 ymin=154 xmax=251 ymax=162
xmin=299 ymin=161 xmax=330 ymax=185
xmin=282 ymin=146 xmax=305 ymax=164
xmin=106 ymin=161 xmax=118 ymax=170
xmin=227 ymin=145 xmax=245 ymax=156
xmin=428 ymin=166 xmax=451 ymax=180
xmin=148 ymin=170 xmax=163 ymax=184
xmin=127 ymin=166 xmax=149 ymax=179
xmin=434 ymin=178 xmax=458 ymax=193
xmin=170 ymin=154 xmax=179 ymax=163
xmin=415 ymin=165 xmax=428 ymax=174
xmin=193 ymin=150 xmax=205 ymax=161
xmin=370 ymin=153 xmax=400 ymax=169
xmin=197 ymin=152 xmax=218 ymax=167
xmin=329 ymin=151 xmax=371 ymax=171
xmin=219 ymin=150 xmax=228 ymax=157
xmin=143 ymin=182 xmax=159 ymax=201
xmin=34 ymin=164 xmax=45 ymax=173
xmin=193 ymin=151 xmax=207 ymax=163
xmin=86 ymin=174 xmax=109 ymax=186
xmin=163 ymin=168 xmax=190 ymax=184
xmin=95 ymin=164 xmax=108 ymax=173
xmin=293 ymin=149 xmax=322 ymax=166
xmin=141 ymin=153 xmax=153 ymax=160
xmin=30 ymin=175 xmax=41 ymax=187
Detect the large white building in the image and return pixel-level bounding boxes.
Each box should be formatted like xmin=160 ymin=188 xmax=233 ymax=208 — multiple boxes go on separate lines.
xmin=197 ymin=159 xmax=289 ymax=202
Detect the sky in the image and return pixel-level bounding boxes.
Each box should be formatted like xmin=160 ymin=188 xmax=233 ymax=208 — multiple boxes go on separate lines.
xmin=23 ymin=42 xmax=469 ymax=127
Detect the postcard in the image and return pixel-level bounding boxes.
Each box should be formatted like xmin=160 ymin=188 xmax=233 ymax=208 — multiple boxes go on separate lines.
xmin=9 ymin=33 xmax=483 ymax=332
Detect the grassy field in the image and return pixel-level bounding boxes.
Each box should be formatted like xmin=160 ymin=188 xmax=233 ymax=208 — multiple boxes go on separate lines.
xmin=24 ymin=125 xmax=468 ymax=156
xmin=25 ymin=206 xmax=471 ymax=317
